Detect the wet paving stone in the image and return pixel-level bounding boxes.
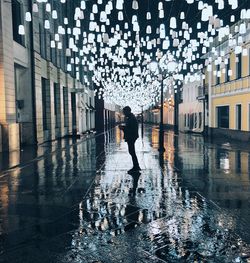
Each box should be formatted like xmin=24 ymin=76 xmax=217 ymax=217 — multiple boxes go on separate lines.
xmin=1 ymin=126 xmax=250 ymax=262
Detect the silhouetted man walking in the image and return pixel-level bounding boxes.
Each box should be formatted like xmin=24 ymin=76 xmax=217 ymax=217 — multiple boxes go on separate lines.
xmin=119 ymin=106 xmax=141 ymax=173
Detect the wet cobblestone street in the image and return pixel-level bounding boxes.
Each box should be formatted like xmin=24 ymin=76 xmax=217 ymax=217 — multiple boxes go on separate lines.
xmin=0 ymin=126 xmax=250 ymax=263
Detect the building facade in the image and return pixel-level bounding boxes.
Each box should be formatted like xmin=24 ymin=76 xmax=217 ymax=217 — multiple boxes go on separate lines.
xmin=144 ymin=84 xmax=176 ymax=128
xmin=0 ymin=0 xmax=95 ymax=152
xmin=204 ymin=20 xmax=250 ymax=141
xmin=179 ymin=72 xmax=207 ymax=133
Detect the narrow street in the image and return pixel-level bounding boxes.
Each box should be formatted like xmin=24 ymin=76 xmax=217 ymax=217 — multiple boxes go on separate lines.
xmin=0 ymin=125 xmax=250 ymax=263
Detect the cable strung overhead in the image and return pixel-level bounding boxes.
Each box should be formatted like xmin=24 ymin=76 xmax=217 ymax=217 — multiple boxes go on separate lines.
xmin=19 ymin=0 xmax=250 ymax=112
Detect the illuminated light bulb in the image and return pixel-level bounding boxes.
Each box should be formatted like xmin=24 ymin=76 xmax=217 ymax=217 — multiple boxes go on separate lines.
xmin=76 ymin=20 xmax=81 ymax=27
xmin=229 ymin=0 xmax=238 ymax=9
xmin=81 ymin=1 xmax=86 ymax=10
xmin=18 ymin=25 xmax=25 ymax=35
xmin=170 ymin=17 xmax=177 ymax=29
xmin=32 ymin=3 xmax=38 ymax=12
xmin=55 ymin=34 xmax=60 ymax=41
xmin=159 ymin=10 xmax=164 ymax=19
xmin=198 ymin=1 xmax=203 ymax=10
xmin=25 ymin=12 xmax=31 ymax=22
xmin=101 ymin=25 xmax=106 ymax=32
xmin=92 ymin=4 xmax=98 ymax=13
xmin=240 ymin=9 xmax=247 ymax=19
xmin=52 ymin=10 xmax=58 ymax=19
xmin=218 ymin=0 xmax=224 ymax=9
xmin=158 ymin=2 xmax=163 ymax=10
xmin=173 ymin=38 xmax=179 ymax=47
xmin=106 ymin=18 xmax=110 ymax=26
xmin=180 ymin=12 xmax=185 ymax=20
xmin=246 ymin=10 xmax=250 ymax=19
xmin=46 ymin=3 xmax=51 ymax=12
xmin=162 ymin=39 xmax=169 ymax=50
xmin=201 ymin=5 xmax=213 ymax=22
xmin=116 ymin=0 xmax=124 ymax=10
xmin=132 ymin=0 xmax=138 ymax=10
xmin=50 ymin=40 xmax=56 ymax=48
xmin=44 ymin=20 xmax=50 ymax=29
xmin=230 ymin=15 xmax=235 ymax=22
xmin=235 ymin=45 xmax=242 ymax=54
xmin=146 ymin=25 xmax=151 ymax=34
xmin=64 ymin=18 xmax=68 ymax=25
xmin=57 ymin=42 xmax=62 ymax=50
xmin=146 ymin=12 xmax=151 ymax=20
xmin=239 ymin=23 xmax=246 ymax=34
xmin=100 ymin=11 xmax=107 ymax=22
xmin=147 ymin=41 xmax=152 ymax=50
xmin=90 ymin=13 xmax=95 ymax=21
xmin=58 ymin=26 xmax=64 ymax=34
xmin=242 ymin=49 xmax=248 ymax=56
xmin=118 ymin=11 xmax=123 ymax=21
xmin=67 ymin=64 xmax=72 ymax=72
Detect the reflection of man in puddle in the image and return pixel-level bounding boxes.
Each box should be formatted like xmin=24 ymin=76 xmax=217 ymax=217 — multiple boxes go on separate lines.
xmin=129 ymin=171 xmax=141 ymax=196
xmin=124 ymin=171 xmax=141 ymax=231
xmin=119 ymin=106 xmax=141 ymax=174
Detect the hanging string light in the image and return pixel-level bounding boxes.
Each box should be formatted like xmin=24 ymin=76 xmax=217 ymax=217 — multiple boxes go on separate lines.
xmin=16 ymin=0 xmax=250 ymax=111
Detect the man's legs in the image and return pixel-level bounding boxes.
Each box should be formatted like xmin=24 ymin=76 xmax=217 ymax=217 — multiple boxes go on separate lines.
xmin=127 ymin=140 xmax=140 ymax=169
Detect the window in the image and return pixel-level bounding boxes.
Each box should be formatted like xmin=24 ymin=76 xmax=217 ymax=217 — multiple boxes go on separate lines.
xmin=226 ymin=58 xmax=230 ymax=82
xmin=249 ymin=48 xmax=250 ymax=75
xmin=190 ymin=113 xmax=194 ymax=129
xmin=235 ymin=151 xmax=241 ymax=173
xmin=71 ymin=93 xmax=77 ymax=132
xmin=216 ymin=65 xmax=220 ymax=85
xmin=249 ymin=104 xmax=250 ymax=131
xmin=199 ymin=112 xmax=202 ymax=129
xmin=217 ymin=106 xmax=229 ymax=128
xmin=236 ymin=104 xmax=242 ymax=130
xmin=194 ymin=113 xmax=197 ymax=129
xmin=54 ymin=84 xmax=60 ymax=128
xmin=39 ymin=24 xmax=47 ymax=58
xmin=63 ymin=87 xmax=69 ymax=127
xmin=236 ymin=55 xmax=242 ymax=79
xmin=12 ymin=0 xmax=24 ymax=45
xmin=50 ymin=35 xmax=56 ymax=65
xmin=42 ymin=78 xmax=48 ymax=130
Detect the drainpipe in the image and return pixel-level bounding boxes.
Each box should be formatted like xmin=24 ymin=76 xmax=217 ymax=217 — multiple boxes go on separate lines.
xmin=29 ymin=0 xmax=37 ymax=144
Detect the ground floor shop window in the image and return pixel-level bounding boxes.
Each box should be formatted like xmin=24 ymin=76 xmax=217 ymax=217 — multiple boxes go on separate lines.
xmin=236 ymin=104 xmax=242 ymax=130
xmin=199 ymin=112 xmax=202 ymax=129
xmin=249 ymin=104 xmax=250 ymax=131
xmin=42 ymin=78 xmax=48 ymax=131
xmin=217 ymin=106 xmax=229 ymax=129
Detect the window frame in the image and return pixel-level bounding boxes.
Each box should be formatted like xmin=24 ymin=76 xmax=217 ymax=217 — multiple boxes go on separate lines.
xmin=12 ymin=0 xmax=25 ymax=46
xmin=216 ymin=105 xmax=230 ymax=129
xmin=235 ymin=104 xmax=242 ymax=130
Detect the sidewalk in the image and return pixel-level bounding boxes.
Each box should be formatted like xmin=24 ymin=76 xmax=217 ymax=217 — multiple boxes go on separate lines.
xmin=0 ymin=126 xmax=250 ymax=263
xmin=0 ymin=132 xmax=96 ymax=175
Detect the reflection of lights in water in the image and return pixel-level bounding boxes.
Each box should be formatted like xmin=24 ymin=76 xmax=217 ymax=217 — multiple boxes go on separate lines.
xmin=220 ymin=157 xmax=230 ymax=171
xmin=217 ymin=213 xmax=236 ymax=229
xmin=151 ymin=128 xmax=159 ymax=148
xmin=116 ymin=127 xmax=122 ymax=144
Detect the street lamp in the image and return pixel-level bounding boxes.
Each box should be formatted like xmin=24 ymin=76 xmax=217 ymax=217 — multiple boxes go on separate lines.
xmin=149 ymin=59 xmax=178 ymax=153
